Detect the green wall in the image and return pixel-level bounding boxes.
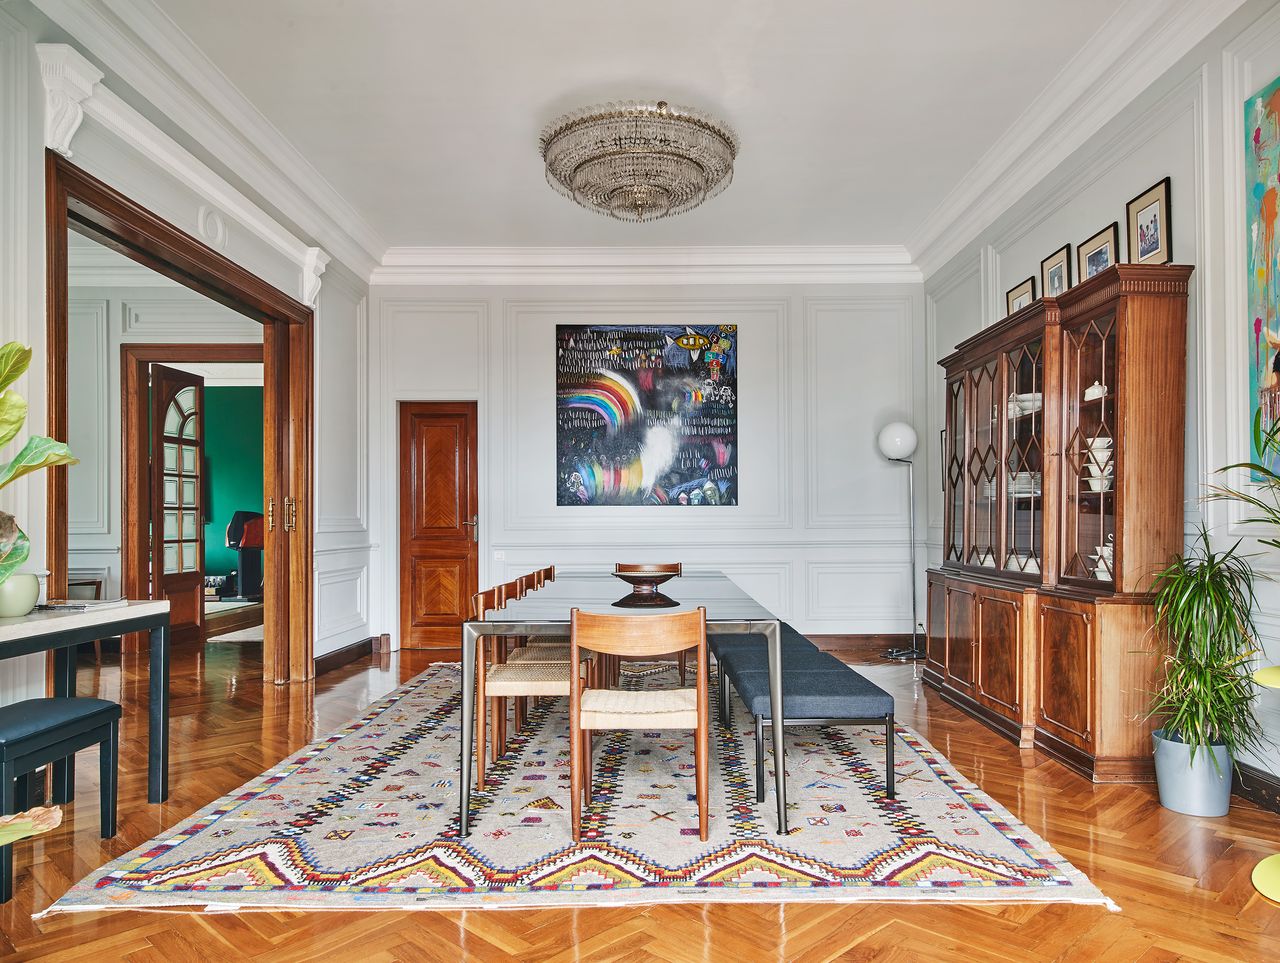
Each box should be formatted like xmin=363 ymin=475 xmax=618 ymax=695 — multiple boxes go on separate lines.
xmin=203 ymin=386 xmax=264 ymax=577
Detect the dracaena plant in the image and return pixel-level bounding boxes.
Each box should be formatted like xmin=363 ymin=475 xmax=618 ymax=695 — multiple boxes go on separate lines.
xmin=1149 ymin=528 xmax=1265 ymax=768
xmin=0 ymin=342 xmax=79 ymax=585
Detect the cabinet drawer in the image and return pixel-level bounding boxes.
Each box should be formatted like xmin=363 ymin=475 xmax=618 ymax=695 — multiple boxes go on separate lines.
xmin=1037 ymin=598 xmax=1094 ymax=750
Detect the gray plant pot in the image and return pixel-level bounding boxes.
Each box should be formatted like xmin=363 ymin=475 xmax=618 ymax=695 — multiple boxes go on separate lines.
xmin=1153 ymin=728 xmax=1232 ymax=817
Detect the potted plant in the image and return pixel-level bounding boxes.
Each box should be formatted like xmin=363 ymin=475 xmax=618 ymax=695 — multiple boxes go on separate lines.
xmin=1149 ymin=528 xmax=1265 ymax=816
xmin=0 ymin=342 xmax=78 ymax=616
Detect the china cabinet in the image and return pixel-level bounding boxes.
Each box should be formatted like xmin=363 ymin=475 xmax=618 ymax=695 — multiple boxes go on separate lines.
xmin=926 ymin=264 xmax=1192 ymax=781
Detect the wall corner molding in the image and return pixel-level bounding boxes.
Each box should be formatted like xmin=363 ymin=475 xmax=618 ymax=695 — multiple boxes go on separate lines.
xmin=35 ymin=43 xmax=103 ymax=157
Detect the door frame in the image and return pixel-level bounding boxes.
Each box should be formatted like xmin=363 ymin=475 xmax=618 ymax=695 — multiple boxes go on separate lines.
xmin=46 ymin=151 xmax=314 ymax=683
xmin=121 ymin=343 xmax=265 ymax=645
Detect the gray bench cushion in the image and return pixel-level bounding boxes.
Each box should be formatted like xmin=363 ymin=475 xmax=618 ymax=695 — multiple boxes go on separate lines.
xmin=709 ymin=626 xmax=820 ymax=661
xmin=0 ymin=698 xmax=121 ymax=750
xmin=729 ymin=659 xmax=894 ymax=720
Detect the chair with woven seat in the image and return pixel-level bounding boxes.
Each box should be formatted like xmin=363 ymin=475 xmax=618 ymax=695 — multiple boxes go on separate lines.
xmin=569 ymin=606 xmax=709 ymax=842
xmin=0 ymin=697 xmax=121 ymax=903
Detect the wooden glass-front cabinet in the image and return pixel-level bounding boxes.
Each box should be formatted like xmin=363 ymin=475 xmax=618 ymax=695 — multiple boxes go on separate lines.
xmin=926 ymin=264 xmax=1193 ymax=782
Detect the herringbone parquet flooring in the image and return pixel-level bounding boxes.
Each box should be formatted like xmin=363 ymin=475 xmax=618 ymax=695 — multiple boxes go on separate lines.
xmin=0 ymin=638 xmax=1276 ymax=961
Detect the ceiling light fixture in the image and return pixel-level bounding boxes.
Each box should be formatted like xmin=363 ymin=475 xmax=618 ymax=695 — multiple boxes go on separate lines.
xmin=539 ymin=100 xmax=737 ymax=222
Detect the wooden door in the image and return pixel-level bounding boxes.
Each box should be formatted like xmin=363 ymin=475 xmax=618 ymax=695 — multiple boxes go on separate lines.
xmin=976 ymin=588 xmax=1021 ymax=715
xmin=399 ymin=402 xmax=479 ymax=649
xmin=150 ymin=364 xmax=205 ymax=643
xmin=946 ymin=584 xmax=976 ymax=695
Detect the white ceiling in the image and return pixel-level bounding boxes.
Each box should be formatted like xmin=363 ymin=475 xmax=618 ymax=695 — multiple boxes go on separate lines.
xmin=151 ymin=0 xmax=1118 ymax=249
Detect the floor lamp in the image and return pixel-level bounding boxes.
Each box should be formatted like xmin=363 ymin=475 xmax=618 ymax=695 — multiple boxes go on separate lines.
xmin=877 ymin=422 xmax=923 ymax=662
xmin=1252 ymin=664 xmax=1280 ymax=903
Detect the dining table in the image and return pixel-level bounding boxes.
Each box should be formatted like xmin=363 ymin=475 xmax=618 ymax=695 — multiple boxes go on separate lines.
xmin=457 ymin=570 xmax=789 ymax=835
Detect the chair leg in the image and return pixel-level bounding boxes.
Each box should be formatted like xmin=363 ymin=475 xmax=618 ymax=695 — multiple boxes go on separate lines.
xmin=101 ymin=721 xmax=119 ymax=838
xmin=755 ymin=715 xmax=766 ymax=803
xmin=51 ymin=755 xmax=74 ymax=805
xmin=494 ymin=697 xmax=507 ymax=760
xmin=1 ymin=762 xmax=15 ymax=904
xmin=695 ymin=719 xmax=709 ymax=842
xmin=514 ymin=696 xmax=527 ymax=732
xmin=885 ymin=715 xmax=895 ymax=800
xmin=581 ymin=729 xmax=592 ymax=802
xmin=678 ymin=649 xmax=687 ymax=685
xmin=94 ymin=639 xmax=103 ymax=663
xmin=570 ymin=719 xmax=582 ymax=845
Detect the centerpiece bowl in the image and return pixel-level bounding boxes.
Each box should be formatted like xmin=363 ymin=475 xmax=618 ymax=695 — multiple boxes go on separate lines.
xmin=612 ymin=566 xmax=681 ymax=608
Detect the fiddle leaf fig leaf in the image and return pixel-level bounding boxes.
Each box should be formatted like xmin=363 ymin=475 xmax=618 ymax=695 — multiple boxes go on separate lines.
xmin=0 ymin=389 xmax=28 ymax=450
xmin=0 ymin=511 xmax=30 ymax=586
xmin=0 ymin=343 xmax=32 ymax=395
xmin=0 ymin=436 xmax=78 ymax=493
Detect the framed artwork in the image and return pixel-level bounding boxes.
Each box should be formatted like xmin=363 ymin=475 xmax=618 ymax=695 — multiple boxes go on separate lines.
xmin=1248 ymin=74 xmax=1280 ymax=476
xmin=556 ymin=323 xmax=738 ymax=506
xmin=1006 ymin=276 xmax=1036 ymax=315
xmin=1078 ymin=222 xmax=1120 ymax=280
xmin=1126 ymin=177 xmax=1171 ymax=264
xmin=1040 ymin=244 xmax=1072 ymax=297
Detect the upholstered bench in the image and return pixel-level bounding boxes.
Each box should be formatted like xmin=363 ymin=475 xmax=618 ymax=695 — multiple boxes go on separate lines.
xmin=0 ymin=697 xmax=121 ymax=903
xmin=710 ymin=624 xmax=823 ymax=723
xmin=719 ymin=645 xmax=896 ymax=803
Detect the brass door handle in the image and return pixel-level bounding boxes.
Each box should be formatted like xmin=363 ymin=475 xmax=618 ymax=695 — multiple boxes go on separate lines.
xmin=462 ymin=514 xmax=478 ymax=542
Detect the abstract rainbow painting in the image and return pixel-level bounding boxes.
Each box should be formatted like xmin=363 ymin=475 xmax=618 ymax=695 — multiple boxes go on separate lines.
xmin=1248 ymin=72 xmax=1280 ymax=475
xmin=556 ymin=324 xmax=737 ymax=506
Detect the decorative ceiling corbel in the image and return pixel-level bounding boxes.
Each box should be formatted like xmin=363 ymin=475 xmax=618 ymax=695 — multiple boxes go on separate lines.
xmin=35 ymin=43 xmax=103 ymax=158
xmin=302 ymin=247 xmax=331 ymax=307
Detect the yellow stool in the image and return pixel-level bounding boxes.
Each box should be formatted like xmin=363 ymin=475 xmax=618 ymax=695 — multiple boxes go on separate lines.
xmin=1252 ymin=665 xmax=1280 ymax=904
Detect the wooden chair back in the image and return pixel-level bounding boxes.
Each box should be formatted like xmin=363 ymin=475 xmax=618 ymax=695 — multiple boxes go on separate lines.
xmin=470 ymin=587 xmax=499 ymax=621
xmin=570 ymin=607 xmax=705 ymax=659
xmin=498 ymin=580 xmax=522 ymax=607
xmin=614 ymin=562 xmax=682 ymax=576
xmin=543 ymin=565 xmax=556 ymax=583
xmin=528 ymin=569 xmax=544 ymax=590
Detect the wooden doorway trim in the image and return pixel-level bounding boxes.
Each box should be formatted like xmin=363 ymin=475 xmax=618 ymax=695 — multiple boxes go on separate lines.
xmin=121 ymin=343 xmax=264 ymax=649
xmin=47 ymin=151 xmax=314 ymax=683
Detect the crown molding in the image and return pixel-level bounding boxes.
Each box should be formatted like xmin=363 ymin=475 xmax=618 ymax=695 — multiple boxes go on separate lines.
xmin=32 ymin=0 xmax=384 ymax=278
xmin=35 ymin=43 xmax=331 ymax=306
xmin=906 ymin=0 xmax=1246 ymax=279
xmin=371 ymin=245 xmax=923 ymax=286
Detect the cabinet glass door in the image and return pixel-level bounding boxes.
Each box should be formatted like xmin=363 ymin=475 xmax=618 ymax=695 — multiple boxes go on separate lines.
xmin=1003 ymin=337 xmax=1043 ymax=575
xmin=1062 ymin=315 xmax=1117 ymax=582
xmin=966 ymin=360 xmax=999 ymax=568
xmin=945 ymin=377 xmax=966 ymax=563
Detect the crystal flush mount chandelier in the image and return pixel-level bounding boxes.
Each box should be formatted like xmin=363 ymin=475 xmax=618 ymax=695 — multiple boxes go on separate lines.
xmin=539 ymin=100 xmax=738 ymax=222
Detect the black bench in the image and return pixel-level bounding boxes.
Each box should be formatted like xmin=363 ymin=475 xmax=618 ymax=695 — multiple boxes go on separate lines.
xmin=717 ymin=633 xmax=895 ymax=803
xmin=0 ymin=697 xmax=121 ymax=903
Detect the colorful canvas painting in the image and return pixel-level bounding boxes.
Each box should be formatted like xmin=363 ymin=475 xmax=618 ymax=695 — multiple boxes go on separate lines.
xmin=1248 ymin=74 xmax=1280 ymax=475
xmin=556 ymin=324 xmax=737 ymax=506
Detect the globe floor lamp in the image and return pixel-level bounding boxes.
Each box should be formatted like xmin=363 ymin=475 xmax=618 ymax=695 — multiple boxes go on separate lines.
xmin=877 ymin=422 xmax=923 ymax=662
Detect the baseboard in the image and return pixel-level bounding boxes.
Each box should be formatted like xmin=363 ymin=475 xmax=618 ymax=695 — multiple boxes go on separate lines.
xmin=314 ymin=637 xmax=375 ymax=675
xmin=1234 ymin=760 xmax=1280 ymax=814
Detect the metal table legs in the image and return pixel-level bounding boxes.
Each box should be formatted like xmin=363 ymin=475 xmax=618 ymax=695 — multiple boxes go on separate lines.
xmin=148 ymin=624 xmax=170 ymax=803
xmin=459 ymin=623 xmax=477 ymax=836
xmin=764 ymin=620 xmax=788 ymax=834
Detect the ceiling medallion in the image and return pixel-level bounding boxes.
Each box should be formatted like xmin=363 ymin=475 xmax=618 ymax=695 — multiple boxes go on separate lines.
xmin=539 ymin=100 xmax=738 ymax=222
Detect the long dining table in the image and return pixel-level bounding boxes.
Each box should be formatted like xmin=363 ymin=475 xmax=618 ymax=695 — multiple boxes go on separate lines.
xmin=457 ymin=570 xmax=790 ymax=835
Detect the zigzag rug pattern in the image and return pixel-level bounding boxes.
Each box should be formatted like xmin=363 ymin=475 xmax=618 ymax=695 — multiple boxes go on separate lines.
xmin=46 ymin=662 xmax=1114 ymax=912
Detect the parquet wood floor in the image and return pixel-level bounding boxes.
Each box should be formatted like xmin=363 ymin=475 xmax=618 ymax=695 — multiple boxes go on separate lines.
xmin=0 ymin=637 xmax=1276 ymax=961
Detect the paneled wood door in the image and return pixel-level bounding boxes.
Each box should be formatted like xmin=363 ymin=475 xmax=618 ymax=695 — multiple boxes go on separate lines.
xmin=150 ymin=364 xmax=205 ymax=644
xmin=946 ymin=584 xmax=977 ymax=696
xmin=399 ymin=402 xmax=479 ymax=649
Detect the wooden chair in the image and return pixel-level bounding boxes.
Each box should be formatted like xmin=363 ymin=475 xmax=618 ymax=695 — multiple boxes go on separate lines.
xmin=568 ymin=607 xmax=709 ymax=843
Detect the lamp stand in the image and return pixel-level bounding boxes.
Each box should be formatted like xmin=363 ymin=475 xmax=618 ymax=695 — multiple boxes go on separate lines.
xmin=886 ymin=456 xmax=924 ymax=662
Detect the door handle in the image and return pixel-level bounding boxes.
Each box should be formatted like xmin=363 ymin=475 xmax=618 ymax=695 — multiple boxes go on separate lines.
xmin=462 ymin=514 xmax=478 ymax=542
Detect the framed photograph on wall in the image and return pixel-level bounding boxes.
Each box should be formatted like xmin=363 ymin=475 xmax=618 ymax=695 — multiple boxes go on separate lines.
xmin=1126 ymin=177 xmax=1172 ymax=264
xmin=1005 ymin=276 xmax=1036 ymax=315
xmin=1040 ymin=244 xmax=1072 ymax=297
xmin=1078 ymin=222 xmax=1120 ymax=280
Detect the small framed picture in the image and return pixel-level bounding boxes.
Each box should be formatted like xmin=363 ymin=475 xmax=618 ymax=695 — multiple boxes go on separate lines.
xmin=1006 ymin=276 xmax=1036 ymax=315
xmin=1078 ymin=222 xmax=1120 ymax=280
xmin=1126 ymin=177 xmax=1171 ymax=264
xmin=1040 ymin=244 xmax=1072 ymax=297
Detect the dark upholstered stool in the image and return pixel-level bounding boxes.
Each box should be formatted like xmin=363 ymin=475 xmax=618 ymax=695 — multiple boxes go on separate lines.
xmin=0 ymin=697 xmax=121 ymax=903
xmin=720 ymin=648 xmax=896 ymax=803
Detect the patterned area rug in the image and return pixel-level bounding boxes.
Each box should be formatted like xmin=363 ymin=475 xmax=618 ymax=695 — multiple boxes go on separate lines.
xmin=45 ymin=663 xmax=1115 ymax=913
